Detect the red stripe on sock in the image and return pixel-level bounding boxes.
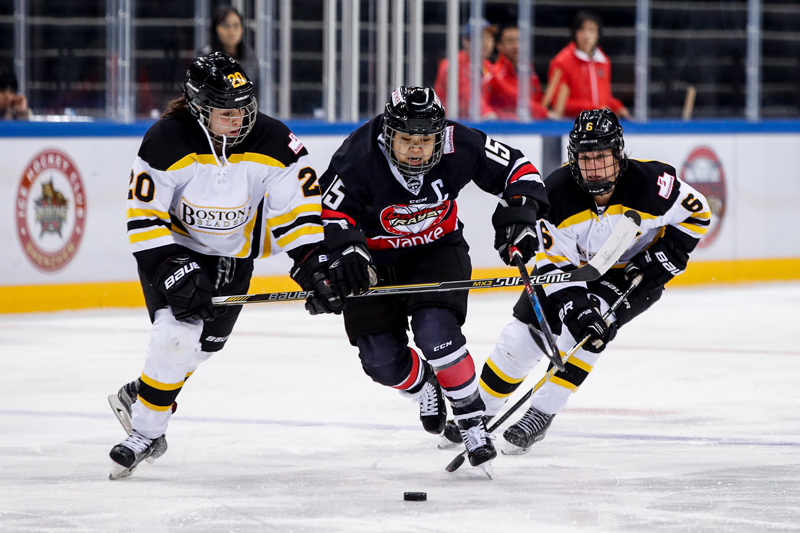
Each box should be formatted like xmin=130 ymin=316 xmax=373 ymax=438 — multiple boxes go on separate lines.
xmin=435 ymin=355 xmax=476 ymax=389
xmin=393 ymin=348 xmax=421 ymax=390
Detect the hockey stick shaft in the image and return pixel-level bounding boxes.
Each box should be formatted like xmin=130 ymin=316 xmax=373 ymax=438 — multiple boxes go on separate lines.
xmin=445 ymin=271 xmax=644 ymax=473
xmin=511 ymin=247 xmax=565 ymax=372
xmin=214 ymin=210 xmax=642 ymax=307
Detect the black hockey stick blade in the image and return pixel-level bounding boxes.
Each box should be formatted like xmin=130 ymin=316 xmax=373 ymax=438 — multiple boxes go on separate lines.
xmin=213 ymin=211 xmax=641 ymax=307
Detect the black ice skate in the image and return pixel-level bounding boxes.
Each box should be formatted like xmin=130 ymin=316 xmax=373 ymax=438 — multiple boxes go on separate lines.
xmin=458 ymin=417 xmax=496 ymax=478
xmin=109 ymin=430 xmax=168 ymax=479
xmin=107 ymin=379 xmax=140 ymax=434
xmin=502 ymin=406 xmax=555 ymax=455
xmin=402 ymin=370 xmax=447 ymax=434
xmin=437 ymin=419 xmax=463 ymax=449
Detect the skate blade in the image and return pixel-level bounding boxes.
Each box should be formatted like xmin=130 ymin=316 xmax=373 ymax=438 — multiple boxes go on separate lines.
xmin=107 ymin=394 xmax=133 ymax=434
xmin=479 ymin=461 xmax=494 ymax=480
xmin=500 ymin=440 xmax=531 ymax=456
xmin=437 ymin=436 xmax=459 ymax=449
xmin=109 ymin=462 xmax=136 ymax=480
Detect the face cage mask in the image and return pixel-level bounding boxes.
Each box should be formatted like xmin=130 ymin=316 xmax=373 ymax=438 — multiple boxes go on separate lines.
xmin=383 ymin=122 xmax=445 ymax=179
xmin=193 ymin=98 xmax=258 ymax=149
xmin=569 ymin=146 xmax=624 ymax=196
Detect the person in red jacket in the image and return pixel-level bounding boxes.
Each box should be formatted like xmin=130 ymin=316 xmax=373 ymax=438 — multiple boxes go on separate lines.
xmin=433 ymin=18 xmax=497 ymax=120
xmin=545 ymin=11 xmax=631 ymax=119
xmin=485 ymin=24 xmax=551 ymax=120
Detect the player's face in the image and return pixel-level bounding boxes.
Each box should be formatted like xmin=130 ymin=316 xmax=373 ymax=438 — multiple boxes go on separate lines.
xmin=208 ymin=107 xmax=245 ymax=138
xmin=217 ymin=12 xmax=244 ymax=50
xmin=391 ymin=132 xmax=435 ymax=167
xmin=577 ymin=148 xmax=618 ymax=185
xmin=497 ymin=28 xmax=519 ymax=64
xmin=575 ymin=20 xmax=599 ymax=55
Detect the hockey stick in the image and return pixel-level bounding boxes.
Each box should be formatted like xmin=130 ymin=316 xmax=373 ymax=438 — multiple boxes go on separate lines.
xmin=213 ymin=210 xmax=642 ymax=307
xmin=510 ymin=246 xmax=565 ymax=372
xmin=445 ymin=271 xmax=644 ymax=473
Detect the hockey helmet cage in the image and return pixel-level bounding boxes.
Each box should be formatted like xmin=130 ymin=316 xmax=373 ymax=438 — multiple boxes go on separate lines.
xmin=568 ymin=108 xmax=627 ymax=196
xmin=382 ymin=86 xmax=447 ymax=179
xmin=185 ymin=51 xmax=257 ymax=148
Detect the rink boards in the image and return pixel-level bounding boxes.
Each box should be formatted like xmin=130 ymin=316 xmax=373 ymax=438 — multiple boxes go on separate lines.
xmin=1 ymin=120 xmax=798 ymax=313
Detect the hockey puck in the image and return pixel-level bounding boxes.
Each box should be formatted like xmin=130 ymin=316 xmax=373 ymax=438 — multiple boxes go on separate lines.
xmin=403 ymin=491 xmax=427 ymax=501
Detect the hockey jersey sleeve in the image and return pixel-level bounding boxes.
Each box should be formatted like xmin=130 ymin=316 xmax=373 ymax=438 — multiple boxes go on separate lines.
xmin=654 ymin=177 xmax=711 ymax=257
xmin=126 ymin=154 xmax=186 ymax=280
xmin=261 ymin=154 xmax=325 ymax=257
xmin=471 ymin=131 xmax=550 ymax=217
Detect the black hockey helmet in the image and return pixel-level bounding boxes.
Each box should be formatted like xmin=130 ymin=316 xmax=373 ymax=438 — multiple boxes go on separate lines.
xmin=382 ymin=86 xmax=447 ymax=179
xmin=185 ymin=51 xmax=257 ymax=147
xmin=568 ymin=108 xmax=627 ymax=196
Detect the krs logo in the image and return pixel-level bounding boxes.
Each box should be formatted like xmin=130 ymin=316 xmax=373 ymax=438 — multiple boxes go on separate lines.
xmin=379 ymin=201 xmax=452 ymax=236
xmin=164 ymin=261 xmax=201 ymax=290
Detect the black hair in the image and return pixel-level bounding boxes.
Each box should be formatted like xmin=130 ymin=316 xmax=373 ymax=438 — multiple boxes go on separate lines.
xmin=0 ymin=66 xmax=18 ymax=93
xmin=209 ymin=5 xmax=247 ymax=61
xmin=496 ymin=23 xmax=518 ymax=43
xmin=571 ymin=11 xmax=602 ymax=43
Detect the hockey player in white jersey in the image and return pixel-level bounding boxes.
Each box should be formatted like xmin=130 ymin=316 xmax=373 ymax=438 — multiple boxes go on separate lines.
xmin=464 ymin=108 xmax=711 ymax=454
xmin=108 ymin=52 xmax=342 ymax=479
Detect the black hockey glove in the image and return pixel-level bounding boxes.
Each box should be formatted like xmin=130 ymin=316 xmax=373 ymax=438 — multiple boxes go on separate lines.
xmin=625 ymin=239 xmax=689 ymax=290
xmin=326 ymin=228 xmax=374 ymax=297
xmin=492 ymin=196 xmax=539 ymax=265
xmin=289 ymin=245 xmax=345 ymax=315
xmin=557 ymin=290 xmax=618 ymax=353
xmin=154 ymin=255 xmax=217 ymax=322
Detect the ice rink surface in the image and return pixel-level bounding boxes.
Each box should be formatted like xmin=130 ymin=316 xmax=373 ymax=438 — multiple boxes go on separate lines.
xmin=2 ymin=282 xmax=799 ymax=532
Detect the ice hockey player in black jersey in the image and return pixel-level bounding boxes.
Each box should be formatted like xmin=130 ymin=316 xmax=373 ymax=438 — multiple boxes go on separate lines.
xmin=473 ymin=108 xmax=710 ymax=455
xmin=318 ymin=86 xmax=550 ymax=473
xmin=107 ymin=52 xmax=342 ymax=479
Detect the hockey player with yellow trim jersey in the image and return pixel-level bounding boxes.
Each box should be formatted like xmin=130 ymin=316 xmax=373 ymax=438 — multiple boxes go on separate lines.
xmin=469 ymin=108 xmax=710 ymax=455
xmin=108 ymin=52 xmax=342 ymax=479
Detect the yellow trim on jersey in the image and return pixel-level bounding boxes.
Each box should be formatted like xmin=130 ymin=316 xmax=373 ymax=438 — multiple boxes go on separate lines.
xmin=485 ymin=358 xmax=526 ymax=385
xmin=267 ymin=203 xmax=322 ymax=227
xmin=128 ymin=227 xmax=171 ymax=245
xmin=567 ymin=356 xmax=593 ymax=373
xmin=679 ymin=221 xmax=710 ymax=235
xmin=233 ymin=211 xmax=260 ymax=258
xmin=126 ymin=208 xmax=170 ymax=221
xmin=228 ymin=152 xmax=286 ymax=168
xmin=550 ymin=375 xmax=579 ymax=392
xmin=557 ymin=209 xmax=596 ymax=229
xmin=140 ymin=373 xmax=185 ymax=391
xmin=276 ymin=225 xmax=324 ymax=248
xmin=167 ymin=153 xmax=220 ymax=171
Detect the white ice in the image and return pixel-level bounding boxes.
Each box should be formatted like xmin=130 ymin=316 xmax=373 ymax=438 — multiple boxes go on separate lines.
xmin=2 ymin=283 xmax=799 ymax=532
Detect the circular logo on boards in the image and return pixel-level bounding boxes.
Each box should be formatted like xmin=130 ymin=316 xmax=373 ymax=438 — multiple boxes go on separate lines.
xmin=15 ymin=149 xmax=87 ymax=272
xmin=680 ymin=146 xmax=726 ymax=249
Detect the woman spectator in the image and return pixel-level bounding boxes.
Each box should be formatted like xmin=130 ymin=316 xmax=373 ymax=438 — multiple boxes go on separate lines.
xmin=200 ymin=6 xmax=259 ymax=88
xmin=545 ymin=11 xmax=631 ymax=119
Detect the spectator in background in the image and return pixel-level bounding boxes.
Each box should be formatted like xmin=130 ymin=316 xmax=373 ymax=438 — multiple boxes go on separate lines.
xmin=485 ymin=24 xmax=551 ymax=120
xmin=0 ymin=67 xmax=32 ymax=120
xmin=200 ymin=6 xmax=259 ymax=88
xmin=545 ymin=11 xmax=631 ymax=119
xmin=433 ymin=18 xmax=497 ymax=120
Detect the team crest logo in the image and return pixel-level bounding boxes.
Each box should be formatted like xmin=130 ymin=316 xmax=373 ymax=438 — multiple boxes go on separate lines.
xmin=380 ymin=202 xmax=451 ymax=236
xmin=15 ymin=149 xmax=87 ymax=272
xmin=680 ymin=146 xmax=726 ymax=248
